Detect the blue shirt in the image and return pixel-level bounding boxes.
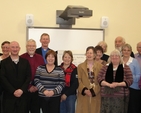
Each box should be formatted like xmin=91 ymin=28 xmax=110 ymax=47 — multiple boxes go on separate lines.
xmin=125 ymin=57 xmax=141 ymax=90
xmin=41 ymin=48 xmax=49 ymax=64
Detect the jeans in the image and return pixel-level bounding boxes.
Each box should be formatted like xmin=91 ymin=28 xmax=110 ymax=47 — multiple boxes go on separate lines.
xmin=60 ymin=94 xmax=76 ymax=113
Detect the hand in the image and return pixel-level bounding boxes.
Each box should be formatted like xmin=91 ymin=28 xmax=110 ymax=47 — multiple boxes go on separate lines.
xmin=43 ymin=90 xmax=49 ymax=96
xmin=61 ymin=94 xmax=67 ymax=102
xmin=43 ymin=90 xmax=54 ymax=97
xmin=84 ymin=89 xmax=92 ymax=97
xmin=29 ymin=86 xmax=38 ymax=93
xmin=48 ymin=90 xmax=54 ymax=97
xmin=14 ymin=89 xmax=23 ymax=97
xmin=109 ymin=82 xmax=118 ymax=88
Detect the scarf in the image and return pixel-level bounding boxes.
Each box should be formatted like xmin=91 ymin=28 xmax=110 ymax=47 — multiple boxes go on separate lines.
xmin=60 ymin=63 xmax=76 ymax=87
xmin=105 ymin=63 xmax=124 ymax=83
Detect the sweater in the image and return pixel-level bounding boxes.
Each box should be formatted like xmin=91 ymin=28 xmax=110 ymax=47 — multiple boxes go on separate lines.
xmin=97 ymin=64 xmax=133 ymax=97
xmin=34 ymin=65 xmax=65 ymax=97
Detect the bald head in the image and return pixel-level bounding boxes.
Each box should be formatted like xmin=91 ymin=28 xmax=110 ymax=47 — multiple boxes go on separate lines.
xmin=115 ymin=36 xmax=125 ymax=51
xmin=137 ymin=41 xmax=141 ymax=55
xmin=10 ymin=41 xmax=20 ymax=56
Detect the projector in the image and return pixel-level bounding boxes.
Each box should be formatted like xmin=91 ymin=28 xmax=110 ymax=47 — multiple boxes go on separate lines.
xmin=59 ymin=5 xmax=93 ymax=20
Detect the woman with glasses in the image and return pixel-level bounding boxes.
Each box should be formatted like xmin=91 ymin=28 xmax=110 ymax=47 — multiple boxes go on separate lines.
xmin=122 ymin=44 xmax=141 ymax=113
xmin=97 ymin=49 xmax=133 ymax=113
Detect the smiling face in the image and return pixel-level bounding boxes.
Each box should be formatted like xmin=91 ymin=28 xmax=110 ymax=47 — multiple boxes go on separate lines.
xmin=109 ymin=50 xmax=122 ymax=65
xmin=115 ymin=36 xmax=125 ymax=51
xmin=46 ymin=54 xmax=55 ymax=65
xmin=10 ymin=41 xmax=20 ymax=56
xmin=40 ymin=34 xmax=50 ymax=48
xmin=62 ymin=53 xmax=72 ymax=66
xmin=1 ymin=42 xmax=10 ymax=56
xmin=86 ymin=47 xmax=95 ymax=62
xmin=26 ymin=40 xmax=36 ymax=55
xmin=45 ymin=50 xmax=56 ymax=65
xmin=122 ymin=47 xmax=131 ymax=58
xmin=110 ymin=54 xmax=121 ymax=65
xmin=95 ymin=50 xmax=103 ymax=60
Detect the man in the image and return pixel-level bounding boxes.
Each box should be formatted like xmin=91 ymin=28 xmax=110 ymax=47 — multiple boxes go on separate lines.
xmin=135 ymin=41 xmax=141 ymax=70
xmin=20 ymin=39 xmax=44 ymax=113
xmin=0 ymin=41 xmax=31 ymax=113
xmin=115 ymin=36 xmax=134 ymax=57
xmin=35 ymin=33 xmax=57 ymax=65
xmin=35 ymin=33 xmax=51 ymax=64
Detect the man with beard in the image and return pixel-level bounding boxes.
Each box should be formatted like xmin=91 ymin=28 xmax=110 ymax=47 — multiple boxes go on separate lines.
xmin=20 ymin=39 xmax=44 ymax=113
xmin=115 ymin=36 xmax=134 ymax=57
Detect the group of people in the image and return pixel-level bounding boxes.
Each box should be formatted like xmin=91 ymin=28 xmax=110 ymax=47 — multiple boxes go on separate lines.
xmin=0 ymin=33 xmax=141 ymax=113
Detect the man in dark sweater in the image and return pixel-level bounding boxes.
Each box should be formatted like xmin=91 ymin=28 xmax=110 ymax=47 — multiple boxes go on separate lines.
xmin=0 ymin=41 xmax=31 ymax=113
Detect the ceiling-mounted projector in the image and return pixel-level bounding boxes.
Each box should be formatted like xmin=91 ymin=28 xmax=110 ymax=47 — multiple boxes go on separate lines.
xmin=59 ymin=5 xmax=93 ymax=20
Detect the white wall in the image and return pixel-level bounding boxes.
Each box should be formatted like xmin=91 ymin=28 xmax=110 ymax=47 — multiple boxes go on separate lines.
xmin=0 ymin=0 xmax=141 ymax=55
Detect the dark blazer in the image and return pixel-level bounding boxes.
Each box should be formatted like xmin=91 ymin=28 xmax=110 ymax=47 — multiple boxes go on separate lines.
xmin=0 ymin=56 xmax=31 ymax=98
xmin=35 ymin=47 xmax=50 ymax=56
xmin=101 ymin=54 xmax=109 ymax=62
xmin=35 ymin=47 xmax=58 ymax=66
xmin=131 ymin=51 xmax=135 ymax=58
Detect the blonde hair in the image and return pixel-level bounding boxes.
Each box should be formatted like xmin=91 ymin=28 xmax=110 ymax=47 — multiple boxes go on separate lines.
xmin=122 ymin=43 xmax=132 ymax=51
xmin=97 ymin=41 xmax=108 ymax=52
xmin=108 ymin=49 xmax=123 ymax=64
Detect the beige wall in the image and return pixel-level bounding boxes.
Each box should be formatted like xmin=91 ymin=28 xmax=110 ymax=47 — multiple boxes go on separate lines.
xmin=0 ymin=0 xmax=141 ymax=55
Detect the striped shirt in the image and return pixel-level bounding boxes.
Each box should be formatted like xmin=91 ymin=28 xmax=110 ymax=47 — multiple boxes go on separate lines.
xmin=34 ymin=65 xmax=65 ymax=97
xmin=97 ymin=64 xmax=133 ymax=97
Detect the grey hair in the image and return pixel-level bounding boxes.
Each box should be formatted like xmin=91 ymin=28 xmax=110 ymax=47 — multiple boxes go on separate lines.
xmin=108 ymin=49 xmax=123 ymax=64
xmin=26 ymin=39 xmax=36 ymax=46
xmin=97 ymin=41 xmax=108 ymax=52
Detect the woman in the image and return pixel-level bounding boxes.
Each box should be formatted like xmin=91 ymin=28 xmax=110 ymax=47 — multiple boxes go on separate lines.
xmin=122 ymin=44 xmax=141 ymax=113
xmin=97 ymin=49 xmax=133 ymax=113
xmin=60 ymin=50 xmax=78 ymax=113
xmin=95 ymin=45 xmax=107 ymax=65
xmin=75 ymin=46 xmax=103 ymax=113
xmin=0 ymin=41 xmax=10 ymax=112
xmin=34 ymin=50 xmax=65 ymax=113
xmin=0 ymin=41 xmax=10 ymax=61
xmin=97 ymin=41 xmax=109 ymax=62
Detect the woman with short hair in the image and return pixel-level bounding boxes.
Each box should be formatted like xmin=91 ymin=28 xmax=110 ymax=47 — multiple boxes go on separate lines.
xmin=122 ymin=44 xmax=141 ymax=113
xmin=60 ymin=50 xmax=78 ymax=113
xmin=98 ymin=49 xmax=133 ymax=113
xmin=34 ymin=50 xmax=65 ymax=113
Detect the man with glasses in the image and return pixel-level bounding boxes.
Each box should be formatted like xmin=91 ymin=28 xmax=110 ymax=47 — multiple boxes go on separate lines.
xmin=21 ymin=39 xmax=44 ymax=113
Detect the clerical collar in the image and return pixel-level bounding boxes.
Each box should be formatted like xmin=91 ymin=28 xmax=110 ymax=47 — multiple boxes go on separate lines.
xmin=30 ymin=55 xmax=33 ymax=57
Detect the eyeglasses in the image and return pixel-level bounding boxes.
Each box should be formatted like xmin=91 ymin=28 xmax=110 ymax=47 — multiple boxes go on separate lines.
xmin=110 ymin=55 xmax=119 ymax=58
xmin=2 ymin=46 xmax=9 ymax=49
